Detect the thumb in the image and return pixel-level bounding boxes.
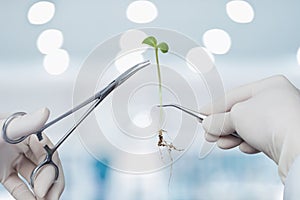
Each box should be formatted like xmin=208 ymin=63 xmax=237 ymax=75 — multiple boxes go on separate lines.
xmin=1 ymin=108 xmax=50 ymax=141
xmin=202 ymin=112 xmax=243 ymax=149
xmin=202 ymin=112 xmax=235 ymax=137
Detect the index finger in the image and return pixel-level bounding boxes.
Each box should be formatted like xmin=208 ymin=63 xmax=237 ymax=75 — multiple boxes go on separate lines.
xmin=199 ymin=75 xmax=289 ymax=115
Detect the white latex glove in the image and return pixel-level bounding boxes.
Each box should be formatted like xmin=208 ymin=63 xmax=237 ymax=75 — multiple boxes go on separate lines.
xmin=0 ymin=108 xmax=65 ymax=199
xmin=199 ymin=75 xmax=300 ymax=183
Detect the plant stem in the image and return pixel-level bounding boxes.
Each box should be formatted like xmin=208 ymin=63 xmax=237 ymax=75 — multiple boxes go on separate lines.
xmin=155 ymin=47 xmax=163 ymax=127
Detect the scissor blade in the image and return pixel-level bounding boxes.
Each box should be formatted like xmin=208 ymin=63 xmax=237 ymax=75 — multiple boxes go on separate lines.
xmin=115 ymin=60 xmax=151 ymax=86
xmin=95 ymin=60 xmax=151 ymax=100
xmin=43 ymin=61 xmax=150 ymax=132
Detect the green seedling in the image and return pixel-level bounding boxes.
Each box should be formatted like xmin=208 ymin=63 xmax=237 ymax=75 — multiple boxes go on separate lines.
xmin=142 ymin=36 xmax=183 ymax=186
xmin=142 ymin=36 xmax=182 ymax=150
xmin=142 ymin=36 xmax=168 ymax=125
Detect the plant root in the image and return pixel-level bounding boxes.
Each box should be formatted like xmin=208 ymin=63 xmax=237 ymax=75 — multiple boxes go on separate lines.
xmin=157 ymin=129 xmax=183 ymax=190
xmin=157 ymin=129 xmax=183 ymax=152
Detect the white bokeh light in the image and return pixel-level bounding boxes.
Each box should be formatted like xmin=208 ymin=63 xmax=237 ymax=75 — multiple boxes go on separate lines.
xmin=120 ymin=29 xmax=148 ymax=51
xmin=132 ymin=110 xmax=152 ymax=128
xmin=115 ymin=51 xmax=145 ymax=73
xmin=37 ymin=29 xmax=63 ymax=54
xmin=202 ymin=29 xmax=231 ymax=54
xmin=226 ymin=0 xmax=254 ymax=23
xmin=202 ymin=47 xmax=215 ymax=63
xmin=126 ymin=1 xmax=158 ymax=24
xmin=186 ymin=47 xmax=215 ymax=73
xmin=297 ymin=47 xmax=300 ymax=65
xmin=27 ymin=1 xmax=55 ymax=25
xmin=43 ymin=49 xmax=69 ymax=75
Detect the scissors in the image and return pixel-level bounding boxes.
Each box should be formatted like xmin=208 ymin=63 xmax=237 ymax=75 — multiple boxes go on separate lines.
xmin=1 ymin=60 xmax=151 ymax=188
xmin=159 ymin=104 xmax=241 ymax=139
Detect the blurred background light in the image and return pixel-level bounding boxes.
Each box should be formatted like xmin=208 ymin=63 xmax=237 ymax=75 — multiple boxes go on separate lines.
xmin=126 ymin=1 xmax=158 ymax=24
xmin=43 ymin=49 xmax=69 ymax=75
xmin=226 ymin=0 xmax=254 ymax=23
xmin=202 ymin=29 xmax=231 ymax=55
xmin=202 ymin=47 xmax=215 ymax=63
xmin=119 ymin=29 xmax=148 ymax=51
xmin=37 ymin=29 xmax=64 ymax=54
xmin=186 ymin=47 xmax=215 ymax=73
xmin=115 ymin=51 xmax=145 ymax=73
xmin=27 ymin=1 xmax=55 ymax=25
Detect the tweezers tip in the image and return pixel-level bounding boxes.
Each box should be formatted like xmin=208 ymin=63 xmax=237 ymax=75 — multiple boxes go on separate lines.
xmin=156 ymin=104 xmax=169 ymax=108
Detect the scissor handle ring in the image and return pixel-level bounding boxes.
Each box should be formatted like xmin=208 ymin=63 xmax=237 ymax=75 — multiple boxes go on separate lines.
xmin=30 ymin=145 xmax=59 ymax=188
xmin=2 ymin=112 xmax=27 ymax=144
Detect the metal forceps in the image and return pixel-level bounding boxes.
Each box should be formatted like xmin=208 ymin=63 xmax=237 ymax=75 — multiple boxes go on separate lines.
xmin=160 ymin=104 xmax=240 ymax=139
xmin=1 ymin=60 xmax=151 ymax=188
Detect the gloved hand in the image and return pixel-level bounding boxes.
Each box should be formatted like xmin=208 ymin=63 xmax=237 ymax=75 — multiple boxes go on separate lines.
xmin=0 ymin=108 xmax=65 ymax=199
xmin=199 ymin=75 xmax=300 ymax=183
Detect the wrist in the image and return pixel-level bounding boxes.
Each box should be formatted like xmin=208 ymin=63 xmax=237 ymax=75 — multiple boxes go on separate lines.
xmin=284 ymin=155 xmax=300 ymax=198
xmin=278 ymin=130 xmax=300 ymax=184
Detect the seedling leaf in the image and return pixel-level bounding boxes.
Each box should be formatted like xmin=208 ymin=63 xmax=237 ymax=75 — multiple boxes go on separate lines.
xmin=157 ymin=42 xmax=169 ymax=53
xmin=142 ymin=36 xmax=157 ymax=48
